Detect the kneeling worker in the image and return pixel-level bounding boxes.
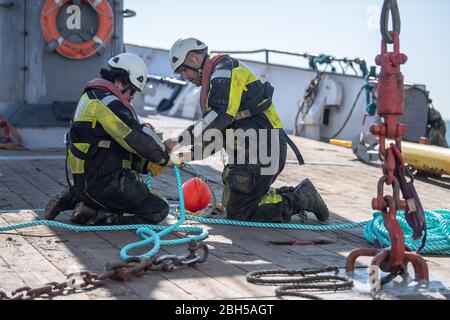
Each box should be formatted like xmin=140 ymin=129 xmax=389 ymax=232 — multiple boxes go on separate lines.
xmin=165 ymin=38 xmax=329 ymax=223
xmin=45 ymin=53 xmax=172 ymax=226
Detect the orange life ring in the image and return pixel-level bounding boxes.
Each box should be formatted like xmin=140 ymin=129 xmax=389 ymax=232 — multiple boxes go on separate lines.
xmin=40 ymin=0 xmax=114 ymax=60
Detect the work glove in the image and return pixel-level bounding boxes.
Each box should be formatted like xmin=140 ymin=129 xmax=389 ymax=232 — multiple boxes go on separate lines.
xmin=147 ymin=162 xmax=164 ymax=177
xmin=166 ymin=153 xmax=185 ymax=168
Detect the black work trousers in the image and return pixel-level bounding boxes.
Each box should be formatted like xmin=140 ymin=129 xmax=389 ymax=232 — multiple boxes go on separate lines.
xmin=222 ymin=136 xmax=298 ymax=223
xmin=74 ymin=169 xmax=169 ymax=225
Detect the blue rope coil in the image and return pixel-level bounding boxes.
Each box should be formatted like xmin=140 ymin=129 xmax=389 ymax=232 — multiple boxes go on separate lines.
xmin=364 ymin=210 xmax=450 ymax=255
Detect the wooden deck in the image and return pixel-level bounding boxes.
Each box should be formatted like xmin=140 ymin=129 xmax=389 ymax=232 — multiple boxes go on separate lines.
xmin=1 ymin=120 xmax=449 ymax=300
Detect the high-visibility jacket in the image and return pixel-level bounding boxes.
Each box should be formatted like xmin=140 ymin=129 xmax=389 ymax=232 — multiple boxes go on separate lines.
xmin=180 ymin=57 xmax=284 ymax=157
xmin=67 ymin=87 xmax=169 ymax=187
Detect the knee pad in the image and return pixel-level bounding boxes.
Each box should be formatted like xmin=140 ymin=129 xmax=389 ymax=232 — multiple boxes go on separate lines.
xmin=227 ymin=166 xmax=259 ymax=194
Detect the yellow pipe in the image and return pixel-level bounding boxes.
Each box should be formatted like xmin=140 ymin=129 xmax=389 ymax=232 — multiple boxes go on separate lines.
xmin=329 ymin=139 xmax=450 ymax=176
xmin=329 ymin=139 xmax=353 ymax=148
xmin=401 ymin=141 xmax=450 ymax=176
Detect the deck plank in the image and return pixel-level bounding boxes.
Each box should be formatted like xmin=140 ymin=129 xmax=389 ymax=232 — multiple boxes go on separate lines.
xmin=155 ymin=233 xmax=278 ymax=299
xmin=94 ymin=220 xmax=248 ymax=300
xmin=0 ymin=213 xmax=90 ymax=299
xmin=0 ymin=161 xmax=49 ymax=209
xmin=0 ymin=210 xmax=146 ymax=300
xmin=90 ymin=226 xmax=197 ymax=300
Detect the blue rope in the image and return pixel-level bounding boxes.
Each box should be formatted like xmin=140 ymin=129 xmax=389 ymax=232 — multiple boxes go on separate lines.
xmin=170 ymin=211 xmax=369 ymax=230
xmin=169 ymin=210 xmax=450 ymax=255
xmin=364 ymin=210 xmax=450 ymax=255
xmin=150 ymin=170 xmax=450 ymax=255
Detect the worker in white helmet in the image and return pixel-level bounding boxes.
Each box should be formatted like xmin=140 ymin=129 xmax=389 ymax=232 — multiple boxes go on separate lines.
xmin=45 ymin=53 xmax=172 ymax=226
xmin=165 ymin=38 xmax=329 ymax=223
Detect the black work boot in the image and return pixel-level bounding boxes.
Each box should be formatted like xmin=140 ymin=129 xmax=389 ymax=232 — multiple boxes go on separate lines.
xmin=71 ymin=202 xmax=121 ymax=226
xmin=71 ymin=202 xmax=97 ymax=225
xmin=44 ymin=190 xmax=77 ymax=220
xmin=293 ymin=179 xmax=329 ymax=222
xmin=90 ymin=210 xmax=123 ymax=226
xmin=276 ymin=186 xmax=296 ymax=195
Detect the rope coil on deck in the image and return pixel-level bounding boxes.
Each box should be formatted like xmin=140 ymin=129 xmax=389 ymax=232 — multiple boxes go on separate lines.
xmin=364 ymin=210 xmax=450 ymax=255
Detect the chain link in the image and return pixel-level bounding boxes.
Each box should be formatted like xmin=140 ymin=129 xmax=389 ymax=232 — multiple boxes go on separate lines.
xmin=247 ymin=267 xmax=353 ymax=300
xmin=0 ymin=241 xmax=208 ymax=300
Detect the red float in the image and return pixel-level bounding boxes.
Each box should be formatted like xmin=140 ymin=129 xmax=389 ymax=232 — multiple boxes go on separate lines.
xmin=182 ymin=178 xmax=213 ymax=212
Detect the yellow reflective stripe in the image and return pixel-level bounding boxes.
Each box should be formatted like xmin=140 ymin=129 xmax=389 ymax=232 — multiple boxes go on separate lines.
xmin=227 ymin=64 xmax=260 ymax=117
xmin=258 ymin=188 xmax=282 ymax=206
xmin=73 ymin=93 xmax=95 ymax=122
xmin=68 ymin=143 xmax=89 ymax=174
xmin=227 ymin=65 xmax=246 ymax=117
xmin=94 ymin=101 xmax=135 ymax=154
xmin=244 ymin=70 xmax=258 ymax=84
xmin=101 ymin=95 xmax=118 ymax=106
xmin=156 ymin=158 xmax=167 ymax=166
xmin=263 ymin=104 xmax=283 ymax=129
xmin=67 ymin=150 xmax=85 ymax=174
xmin=122 ymin=159 xmax=132 ymax=169
xmin=211 ymin=69 xmax=232 ymax=81
xmin=73 ymin=143 xmax=90 ymax=154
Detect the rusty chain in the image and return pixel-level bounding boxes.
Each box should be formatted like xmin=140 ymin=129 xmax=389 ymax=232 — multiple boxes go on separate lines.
xmin=0 ymin=241 xmax=208 ymax=300
xmin=247 ymin=267 xmax=354 ymax=300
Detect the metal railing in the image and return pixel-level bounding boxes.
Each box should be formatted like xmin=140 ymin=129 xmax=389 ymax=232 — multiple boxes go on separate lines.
xmin=211 ymin=49 xmax=369 ymax=77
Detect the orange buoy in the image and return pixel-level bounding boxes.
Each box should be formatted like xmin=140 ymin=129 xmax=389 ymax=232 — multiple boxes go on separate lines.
xmin=182 ymin=178 xmax=212 ymax=212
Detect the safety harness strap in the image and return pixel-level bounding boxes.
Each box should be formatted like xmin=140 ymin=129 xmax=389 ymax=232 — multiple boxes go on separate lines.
xmin=284 ymin=132 xmax=305 ymax=166
xmin=235 ymin=82 xmax=274 ymax=121
xmin=392 ymin=145 xmax=427 ymax=252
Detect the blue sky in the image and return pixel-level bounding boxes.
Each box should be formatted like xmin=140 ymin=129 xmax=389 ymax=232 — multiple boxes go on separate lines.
xmin=123 ymin=0 xmax=450 ymax=120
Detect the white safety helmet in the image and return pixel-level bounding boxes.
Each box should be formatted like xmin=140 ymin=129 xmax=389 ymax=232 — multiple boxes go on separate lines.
xmin=108 ymin=53 xmax=148 ymax=92
xmin=169 ymin=38 xmax=208 ymax=73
